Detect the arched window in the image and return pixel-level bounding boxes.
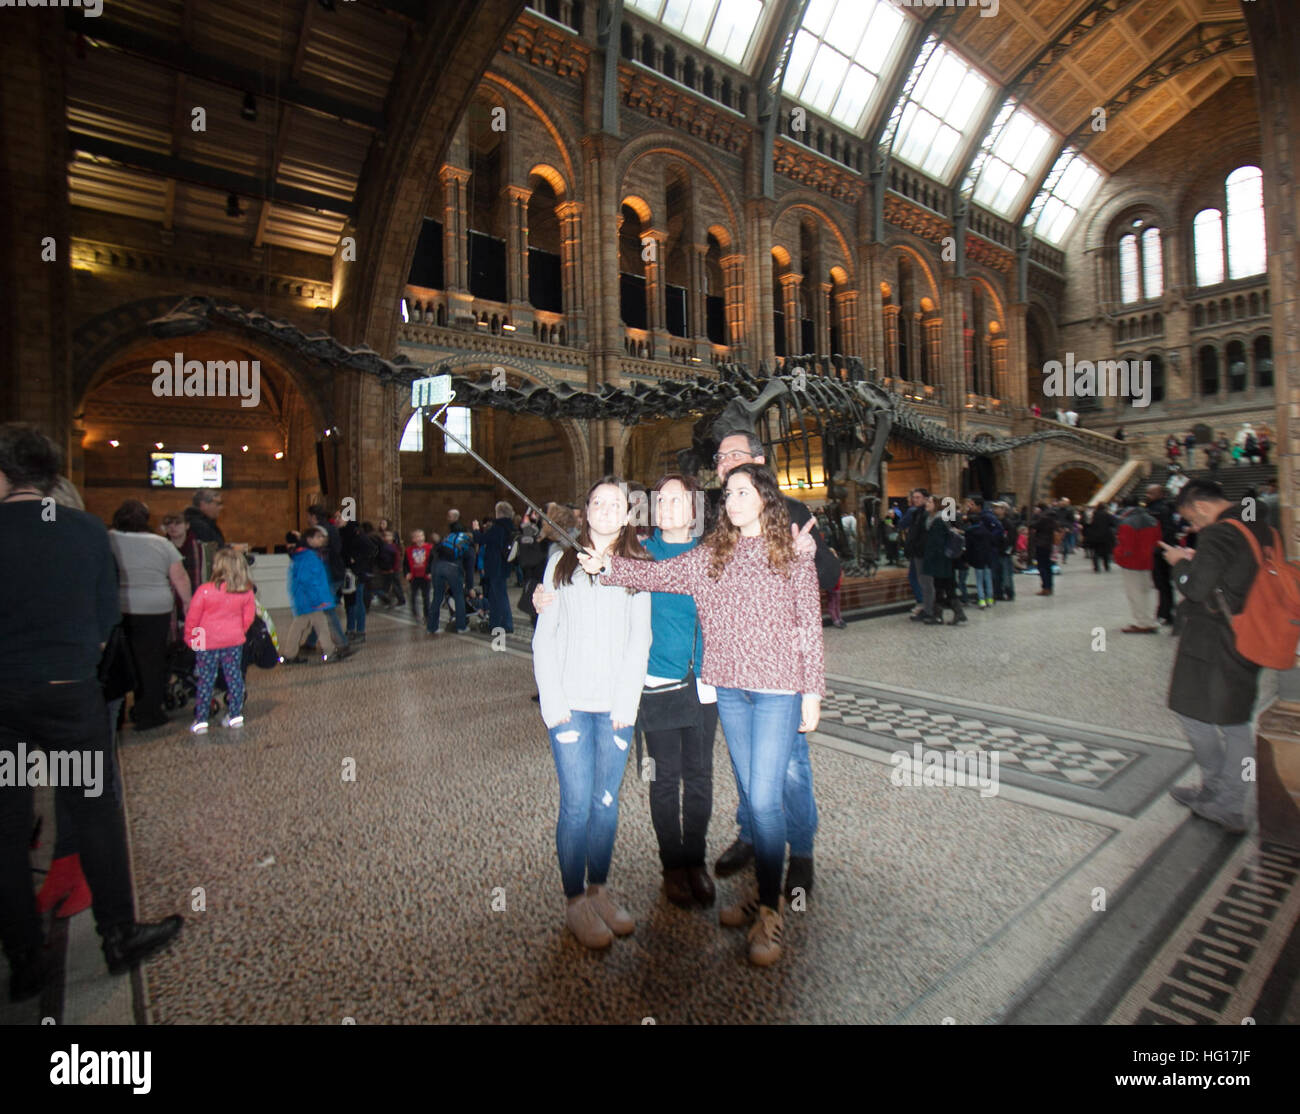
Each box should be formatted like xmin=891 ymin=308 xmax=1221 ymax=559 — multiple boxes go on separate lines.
xmin=1148 ymin=354 xmax=1165 ymax=405
xmin=1255 ymin=335 xmax=1273 ymax=389
xmin=1117 ymin=219 xmax=1162 ymax=303
xmin=1194 ymin=166 xmax=1267 ymax=287
xmin=1226 ymin=340 xmax=1247 ymax=393
xmin=399 ymin=412 xmax=423 ymax=453
xmin=1194 ymin=209 xmax=1225 ymax=287
xmin=1199 ymin=345 xmax=1219 ymax=397
xmin=1226 ymin=166 xmax=1266 ymax=279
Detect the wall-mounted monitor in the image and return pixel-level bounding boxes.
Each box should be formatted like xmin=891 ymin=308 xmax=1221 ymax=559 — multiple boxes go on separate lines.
xmin=149 ymin=452 xmax=223 ymax=489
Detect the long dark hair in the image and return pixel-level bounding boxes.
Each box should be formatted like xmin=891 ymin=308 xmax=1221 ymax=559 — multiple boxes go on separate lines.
xmin=552 ymin=476 xmax=649 ymax=588
xmin=704 ymin=463 xmax=795 ymax=580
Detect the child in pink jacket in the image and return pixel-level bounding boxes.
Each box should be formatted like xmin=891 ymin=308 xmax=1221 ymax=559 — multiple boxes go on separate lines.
xmin=184 ymin=548 xmax=257 ymax=734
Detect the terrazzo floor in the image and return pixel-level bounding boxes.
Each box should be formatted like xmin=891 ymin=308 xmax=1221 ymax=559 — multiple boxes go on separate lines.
xmin=12 ymin=561 xmax=1287 ymax=1024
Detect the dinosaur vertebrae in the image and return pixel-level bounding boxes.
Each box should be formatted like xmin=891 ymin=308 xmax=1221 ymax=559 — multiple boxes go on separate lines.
xmin=441 ymin=356 xmax=1082 ymax=459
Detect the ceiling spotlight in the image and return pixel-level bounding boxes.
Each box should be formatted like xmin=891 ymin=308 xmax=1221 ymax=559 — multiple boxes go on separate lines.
xmin=241 ymin=444 xmax=249 ymax=452
xmin=241 ymin=92 xmax=257 ymax=122
xmin=226 ymin=193 xmax=243 ymax=218
xmin=108 ymin=440 xmax=120 ymax=448
xmin=274 ymin=450 xmax=284 ymax=460
xmin=201 ymin=443 xmax=210 ymax=451
xmin=155 ymin=442 xmax=165 ymax=449
xmin=501 ymin=322 xmax=516 ymax=332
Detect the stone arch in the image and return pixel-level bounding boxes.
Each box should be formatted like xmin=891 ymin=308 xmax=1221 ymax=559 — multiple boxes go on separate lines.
xmin=480 ymin=66 xmax=580 ymax=191
xmin=528 ymin=162 xmax=569 ymax=203
xmin=1044 ymin=458 xmax=1106 ymax=493
xmin=72 ymin=296 xmax=332 ymax=432
xmin=621 ymin=194 xmax=654 ymax=225
xmin=968 ymin=273 xmax=1005 ymax=328
xmin=1083 ymin=188 xmax=1175 ymax=253
xmin=413 ymin=356 xmax=590 ymax=493
xmin=618 ymin=134 xmax=743 ymax=249
xmin=772 ymin=196 xmax=854 ymax=285
xmin=881 ymin=242 xmax=939 ymax=307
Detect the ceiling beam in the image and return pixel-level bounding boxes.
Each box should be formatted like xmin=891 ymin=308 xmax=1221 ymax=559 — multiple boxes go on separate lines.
xmin=70 ymin=132 xmax=356 ymax=219
xmin=73 ymin=13 xmax=384 ymax=131
xmin=757 ymin=0 xmax=810 ymax=199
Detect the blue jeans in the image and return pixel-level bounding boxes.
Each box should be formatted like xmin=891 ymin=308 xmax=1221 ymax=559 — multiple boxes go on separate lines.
xmin=735 ymin=729 xmax=818 ymax=857
xmin=716 ymin=689 xmax=803 ymax=910
xmin=908 ymin=556 xmax=922 ymax=604
xmin=549 ymin=710 xmax=633 ymax=898
xmin=347 ymin=580 xmax=368 ymax=633
xmin=973 ymin=566 xmax=993 ymax=600
xmin=429 ymin=562 xmax=467 ymax=632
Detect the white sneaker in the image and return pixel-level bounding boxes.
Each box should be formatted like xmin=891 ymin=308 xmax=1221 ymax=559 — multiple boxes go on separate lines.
xmin=190 ymin=721 xmax=208 ymax=735
xmin=565 ymin=895 xmax=613 ymax=949
xmin=221 ymin=714 xmax=244 ymax=728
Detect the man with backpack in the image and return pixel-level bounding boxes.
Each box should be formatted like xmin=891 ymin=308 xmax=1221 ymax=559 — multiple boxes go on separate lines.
xmin=1161 ymin=479 xmax=1296 ymax=833
xmin=428 ymin=528 xmax=470 ymax=635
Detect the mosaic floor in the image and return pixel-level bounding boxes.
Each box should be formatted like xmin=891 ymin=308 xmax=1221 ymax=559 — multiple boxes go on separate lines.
xmin=4 ymin=564 xmax=1297 ymax=1025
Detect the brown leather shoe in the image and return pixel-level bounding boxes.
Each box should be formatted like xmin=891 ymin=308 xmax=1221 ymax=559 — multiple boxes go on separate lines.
xmin=685 ymin=866 xmax=716 ymax=906
xmin=663 ymin=867 xmax=693 ymax=907
xmin=1036 ymin=589 xmax=1053 ymax=596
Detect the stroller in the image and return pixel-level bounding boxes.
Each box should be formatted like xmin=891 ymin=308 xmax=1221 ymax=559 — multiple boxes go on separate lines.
xmin=164 ymin=607 xmax=280 ymax=719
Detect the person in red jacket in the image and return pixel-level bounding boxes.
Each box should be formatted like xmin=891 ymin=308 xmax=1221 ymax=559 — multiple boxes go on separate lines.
xmin=405 ymin=529 xmax=434 ymax=620
xmin=1113 ymin=496 xmax=1162 ymax=633
xmin=184 ymin=547 xmax=257 ymax=734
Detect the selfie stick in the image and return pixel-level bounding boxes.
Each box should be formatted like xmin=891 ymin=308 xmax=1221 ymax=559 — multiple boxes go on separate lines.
xmin=422 ymin=394 xmax=582 ymax=552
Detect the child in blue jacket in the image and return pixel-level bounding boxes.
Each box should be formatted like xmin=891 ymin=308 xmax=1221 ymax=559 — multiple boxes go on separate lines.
xmin=283 ymin=528 xmax=352 ymax=664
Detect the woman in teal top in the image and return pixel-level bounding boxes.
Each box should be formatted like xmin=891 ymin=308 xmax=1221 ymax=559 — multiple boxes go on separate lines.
xmin=640 ymin=472 xmax=719 ymax=908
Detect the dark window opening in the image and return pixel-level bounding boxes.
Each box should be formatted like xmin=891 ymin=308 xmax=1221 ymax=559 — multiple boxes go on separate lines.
xmin=774 ymin=309 xmax=786 ymax=357
xmin=620 ymin=273 xmax=647 ymax=330
xmin=467 ymin=231 xmax=507 ymax=303
xmin=706 ymin=295 xmax=725 ymax=345
xmin=528 ymin=248 xmax=563 ymax=312
xmin=665 ymin=284 xmax=688 ymax=337
xmin=408 ymin=219 xmax=444 ymax=289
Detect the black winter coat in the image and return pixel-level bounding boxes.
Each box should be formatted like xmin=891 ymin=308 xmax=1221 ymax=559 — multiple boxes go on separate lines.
xmin=921 ymin=515 xmax=953 ymax=579
xmin=1167 ymin=506 xmax=1269 ymax=724
xmin=1083 ymin=509 xmax=1116 ymax=549
xmin=963 ymin=521 xmax=993 ymax=569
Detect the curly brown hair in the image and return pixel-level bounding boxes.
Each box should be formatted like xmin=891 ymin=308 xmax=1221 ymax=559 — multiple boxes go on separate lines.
xmin=704 ymin=463 xmax=795 ymax=579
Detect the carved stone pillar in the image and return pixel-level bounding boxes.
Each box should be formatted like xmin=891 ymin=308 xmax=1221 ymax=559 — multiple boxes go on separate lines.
xmin=689 ymin=242 xmax=709 ymax=342
xmin=642 ymin=228 xmax=668 ymax=342
xmin=816 ymin=281 xmax=832 ymax=356
xmin=882 ymin=303 xmax=900 ymax=379
xmin=556 ymin=200 xmax=586 ymax=347
xmin=502 ymin=184 xmax=532 ymax=308
xmin=781 ymin=273 xmax=804 ymax=359
xmin=440 ymin=165 xmax=473 ymax=325
xmin=1005 ymin=302 xmax=1029 ymax=410
xmin=923 ymin=315 xmax=943 ymax=387
xmin=836 ymin=290 xmax=859 ymax=358
xmin=721 ymin=253 xmax=746 ymax=356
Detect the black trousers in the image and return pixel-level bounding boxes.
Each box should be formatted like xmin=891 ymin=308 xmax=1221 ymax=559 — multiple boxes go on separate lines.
xmin=1152 ymin=557 xmax=1175 ymax=621
xmin=1092 ymin=543 xmax=1113 ymax=572
xmin=643 ymin=701 xmax=718 ymax=871
xmin=0 ymin=680 xmax=136 ymax=961
xmin=123 ymin=611 xmax=172 ymax=725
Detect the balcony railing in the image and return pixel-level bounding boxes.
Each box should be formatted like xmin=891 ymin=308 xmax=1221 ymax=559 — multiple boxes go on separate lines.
xmin=1025 ymin=415 xmax=1128 ymax=461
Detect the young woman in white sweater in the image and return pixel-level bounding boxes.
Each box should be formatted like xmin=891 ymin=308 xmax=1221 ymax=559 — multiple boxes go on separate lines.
xmin=532 ymin=477 xmax=653 ymax=950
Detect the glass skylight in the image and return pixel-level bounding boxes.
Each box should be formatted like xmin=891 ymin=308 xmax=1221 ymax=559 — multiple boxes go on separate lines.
xmin=782 ymin=0 xmax=910 ymax=133
xmin=971 ymin=103 xmax=1055 ymax=218
xmin=1027 ymin=147 xmax=1102 ymax=246
xmin=628 ymin=0 xmax=769 ymax=67
xmin=891 ymin=43 xmax=993 ymax=183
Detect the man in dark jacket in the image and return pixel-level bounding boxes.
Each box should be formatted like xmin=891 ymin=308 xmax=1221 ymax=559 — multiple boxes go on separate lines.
xmin=1162 ymin=480 xmax=1272 ymax=833
xmin=0 ymin=424 xmax=182 ymax=1001
xmin=445 ymin=514 xmax=477 ymax=592
xmin=1146 ymin=484 xmax=1179 ymax=625
xmin=183 ymin=489 xmax=225 ymax=546
xmin=991 ymin=502 xmax=1019 ymax=601
xmin=1029 ymin=504 xmax=1058 ymax=595
xmin=473 ymin=502 xmax=516 ymax=633
xmin=901 ymin=487 xmax=930 ymax=616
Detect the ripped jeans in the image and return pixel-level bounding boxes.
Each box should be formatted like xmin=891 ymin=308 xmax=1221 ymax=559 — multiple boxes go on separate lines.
xmin=548 ymin=709 xmax=633 ymax=898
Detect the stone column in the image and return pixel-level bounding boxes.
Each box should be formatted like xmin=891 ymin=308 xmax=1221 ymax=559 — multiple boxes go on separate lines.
xmin=502 ymin=184 xmax=532 ymax=308
xmin=1005 ymin=302 xmax=1029 ymax=410
xmin=556 ymin=200 xmax=586 ymax=347
xmin=642 ymin=229 xmax=667 ymax=344
xmin=721 ymin=253 xmax=747 ymax=358
xmin=440 ymin=165 xmax=474 ymax=326
xmin=836 ymin=290 xmax=859 ymax=358
xmin=858 ymin=242 xmax=885 ymax=378
xmin=923 ymin=316 xmax=944 ymax=388
xmin=816 ymin=281 xmax=833 ymax=357
xmin=781 ymin=273 xmax=804 ymax=360
xmin=882 ymin=304 xmax=900 ymax=379
xmin=689 ymin=242 xmax=709 ymax=343
xmin=747 ymin=198 xmax=776 ymax=364
xmin=990 ymin=335 xmax=1008 ymax=404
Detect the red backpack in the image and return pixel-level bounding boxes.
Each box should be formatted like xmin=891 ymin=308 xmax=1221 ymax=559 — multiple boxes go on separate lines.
xmin=1218 ymin=520 xmax=1300 ymax=669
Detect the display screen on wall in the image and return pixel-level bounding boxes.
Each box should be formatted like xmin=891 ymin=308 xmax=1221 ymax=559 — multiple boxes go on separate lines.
xmin=149 ymin=452 xmax=223 ymax=489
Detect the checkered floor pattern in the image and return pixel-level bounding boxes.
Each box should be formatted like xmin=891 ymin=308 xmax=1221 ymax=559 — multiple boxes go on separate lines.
xmin=818 ymin=687 xmax=1139 ymax=788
